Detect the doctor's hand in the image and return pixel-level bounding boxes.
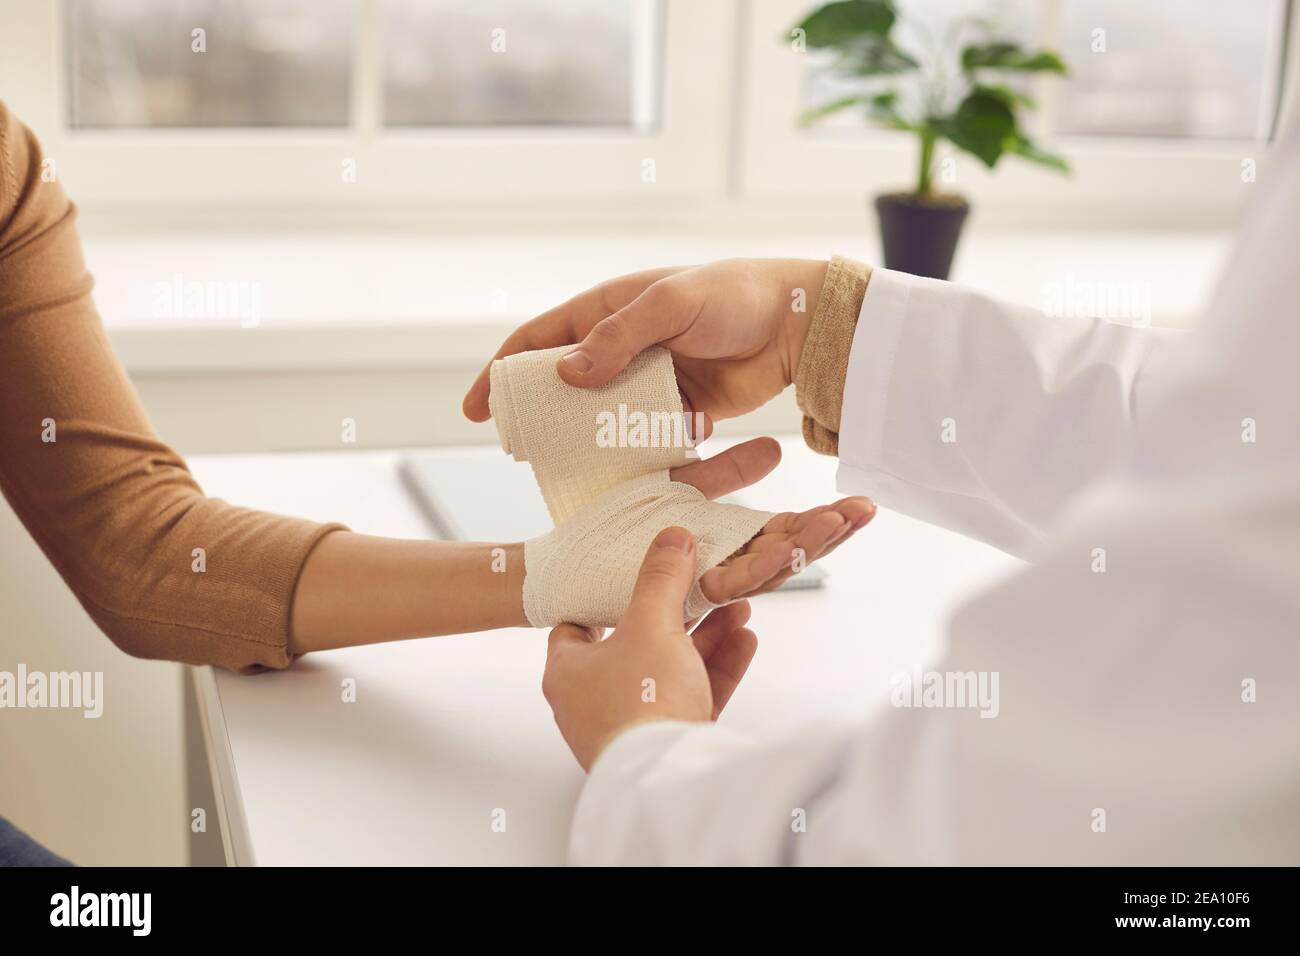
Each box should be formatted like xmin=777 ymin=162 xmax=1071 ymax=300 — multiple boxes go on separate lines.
xmin=463 ymin=258 xmax=830 ymax=427
xmin=543 ymin=527 xmax=757 ymax=771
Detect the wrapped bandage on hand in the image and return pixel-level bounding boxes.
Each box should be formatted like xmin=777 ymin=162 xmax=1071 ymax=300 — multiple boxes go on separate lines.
xmin=490 ymin=345 xmax=695 ymax=523
xmin=489 ymin=345 xmax=773 ymax=628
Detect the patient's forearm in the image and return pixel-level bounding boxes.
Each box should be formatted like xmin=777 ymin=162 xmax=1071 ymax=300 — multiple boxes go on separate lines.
xmin=289 ymin=532 xmax=527 ymax=654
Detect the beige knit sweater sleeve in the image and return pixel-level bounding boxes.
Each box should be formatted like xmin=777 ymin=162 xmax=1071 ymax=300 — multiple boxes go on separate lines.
xmin=0 ymin=101 xmax=345 ymax=671
xmin=793 ymin=255 xmax=872 ymax=456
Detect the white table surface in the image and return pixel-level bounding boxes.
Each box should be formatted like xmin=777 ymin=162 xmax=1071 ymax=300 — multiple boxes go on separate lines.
xmin=187 ymin=437 xmax=1021 ymax=866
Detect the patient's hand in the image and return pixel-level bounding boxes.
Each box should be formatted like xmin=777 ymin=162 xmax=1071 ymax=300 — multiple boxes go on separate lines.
xmin=701 ymin=497 xmax=873 ymax=603
xmin=668 ymin=436 xmax=874 ymax=606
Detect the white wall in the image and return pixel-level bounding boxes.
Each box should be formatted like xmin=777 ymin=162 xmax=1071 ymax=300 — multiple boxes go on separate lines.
xmin=0 ymin=502 xmax=188 ymax=866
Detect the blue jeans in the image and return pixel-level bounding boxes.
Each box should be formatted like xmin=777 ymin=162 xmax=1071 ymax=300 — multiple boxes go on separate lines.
xmin=0 ymin=816 xmax=73 ymax=866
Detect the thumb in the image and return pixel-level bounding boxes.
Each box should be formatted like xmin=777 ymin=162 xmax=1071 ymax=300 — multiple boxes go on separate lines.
xmin=546 ymin=623 xmax=600 ymax=656
xmin=621 ymin=527 xmax=697 ymax=633
xmin=557 ymin=281 xmax=692 ymax=388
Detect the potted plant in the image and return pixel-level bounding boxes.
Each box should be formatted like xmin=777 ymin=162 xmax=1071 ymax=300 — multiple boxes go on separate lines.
xmin=792 ymin=0 xmax=1070 ymax=279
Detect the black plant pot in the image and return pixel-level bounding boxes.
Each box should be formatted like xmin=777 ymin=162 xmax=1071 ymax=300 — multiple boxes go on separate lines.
xmin=874 ymin=192 xmax=970 ymax=280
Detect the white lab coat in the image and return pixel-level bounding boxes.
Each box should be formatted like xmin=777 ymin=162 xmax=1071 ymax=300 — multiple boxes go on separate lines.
xmin=568 ymin=89 xmax=1300 ymax=866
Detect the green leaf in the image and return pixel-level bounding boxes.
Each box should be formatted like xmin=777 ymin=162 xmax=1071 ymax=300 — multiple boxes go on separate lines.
xmin=1008 ymin=135 xmax=1071 ymax=174
xmin=799 ymin=94 xmax=871 ymax=125
xmin=800 ymin=90 xmax=916 ymax=131
xmin=972 ymin=82 xmax=1036 ymax=110
xmin=866 ymin=90 xmax=917 ymax=131
xmin=837 ymin=34 xmax=920 ymax=74
xmin=937 ymin=89 xmax=1017 ymax=168
xmin=793 ymin=0 xmax=897 ymax=48
xmin=961 ymin=42 xmax=1067 ymax=74
xmin=936 ymin=89 xmax=1071 ymax=174
xmin=960 ymin=41 xmax=1017 ymax=69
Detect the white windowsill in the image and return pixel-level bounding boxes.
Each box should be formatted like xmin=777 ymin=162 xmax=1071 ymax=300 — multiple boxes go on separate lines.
xmin=88 ymin=231 xmax=1233 ymax=375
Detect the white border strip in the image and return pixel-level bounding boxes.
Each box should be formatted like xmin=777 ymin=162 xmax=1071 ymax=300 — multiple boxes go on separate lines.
xmin=630 ymin=0 xmax=663 ymax=133
xmin=190 ymin=665 xmax=257 ymax=867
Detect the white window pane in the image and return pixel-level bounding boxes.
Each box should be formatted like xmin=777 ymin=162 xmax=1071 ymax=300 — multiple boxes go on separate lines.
xmin=801 ymin=0 xmax=1042 ymax=131
xmin=66 ymin=0 xmax=354 ymax=128
xmin=1053 ymin=0 xmax=1285 ymax=140
xmin=383 ymin=0 xmax=657 ymax=127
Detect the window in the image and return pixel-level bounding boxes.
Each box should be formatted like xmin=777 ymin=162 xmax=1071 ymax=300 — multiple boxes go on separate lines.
xmin=383 ymin=0 xmax=655 ymax=128
xmin=5 ymin=0 xmax=714 ymax=206
xmin=63 ymin=0 xmax=659 ymax=131
xmin=66 ymin=0 xmax=355 ymax=128
xmin=0 ymin=0 xmax=1288 ymax=225
xmin=1053 ymin=0 xmax=1286 ymax=141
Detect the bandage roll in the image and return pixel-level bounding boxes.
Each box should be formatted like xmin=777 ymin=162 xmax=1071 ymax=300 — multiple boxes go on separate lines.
xmin=490 ymin=344 xmax=773 ymax=628
xmin=489 ymin=345 xmax=694 ymax=525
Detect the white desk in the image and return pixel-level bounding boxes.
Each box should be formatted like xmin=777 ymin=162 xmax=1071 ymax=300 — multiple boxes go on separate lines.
xmin=187 ymin=438 xmax=1020 ymax=866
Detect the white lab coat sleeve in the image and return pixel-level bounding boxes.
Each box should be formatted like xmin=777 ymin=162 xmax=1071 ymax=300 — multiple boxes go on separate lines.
xmin=568 ymin=719 xmax=856 ymax=866
xmin=836 ymin=268 xmax=1180 ymax=557
xmin=569 ymin=471 xmax=1300 ymax=866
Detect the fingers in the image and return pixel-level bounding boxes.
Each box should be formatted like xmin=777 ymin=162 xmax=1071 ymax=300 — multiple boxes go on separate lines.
xmin=786 ymin=497 xmax=877 ymax=566
xmin=785 ymin=509 xmax=850 ymax=557
xmin=761 ymin=496 xmax=875 ymax=535
xmin=676 ymin=389 xmax=714 ymax=442
xmin=704 ymin=511 xmax=843 ymax=603
xmin=462 ymin=268 xmax=683 ymax=421
xmin=622 ymin=527 xmax=698 ymax=633
xmin=546 ymin=622 xmax=600 ymax=656
xmin=698 ymin=497 xmax=878 ymax=603
xmin=732 ymin=507 xmax=871 ymax=599
xmin=834 ymin=496 xmax=877 ymax=531
xmin=690 ymin=600 xmax=751 ymax=657
xmin=669 ymin=437 xmax=781 ymax=500
xmin=555 ymin=280 xmax=696 ymax=389
xmin=691 ymin=604 xmax=757 ymax=718
xmin=706 ymin=627 xmax=758 ymax=719
xmin=735 ymin=510 xmax=847 ymax=597
xmin=698 ymin=539 xmax=798 ymax=604
xmin=463 ymin=318 xmax=577 ymax=422
xmin=815 ymin=499 xmax=878 ymax=559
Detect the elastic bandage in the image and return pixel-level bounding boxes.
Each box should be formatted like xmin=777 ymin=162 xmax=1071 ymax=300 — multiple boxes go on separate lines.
xmin=489 ymin=345 xmax=772 ymax=627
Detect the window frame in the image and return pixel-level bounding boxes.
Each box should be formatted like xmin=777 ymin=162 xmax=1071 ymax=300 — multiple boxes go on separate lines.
xmin=0 ymin=0 xmax=1292 ymax=230
xmin=0 ymin=0 xmax=733 ymax=205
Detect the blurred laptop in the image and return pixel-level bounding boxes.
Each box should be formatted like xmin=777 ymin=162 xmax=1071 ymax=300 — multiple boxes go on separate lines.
xmin=399 ymin=452 xmax=825 ymax=590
